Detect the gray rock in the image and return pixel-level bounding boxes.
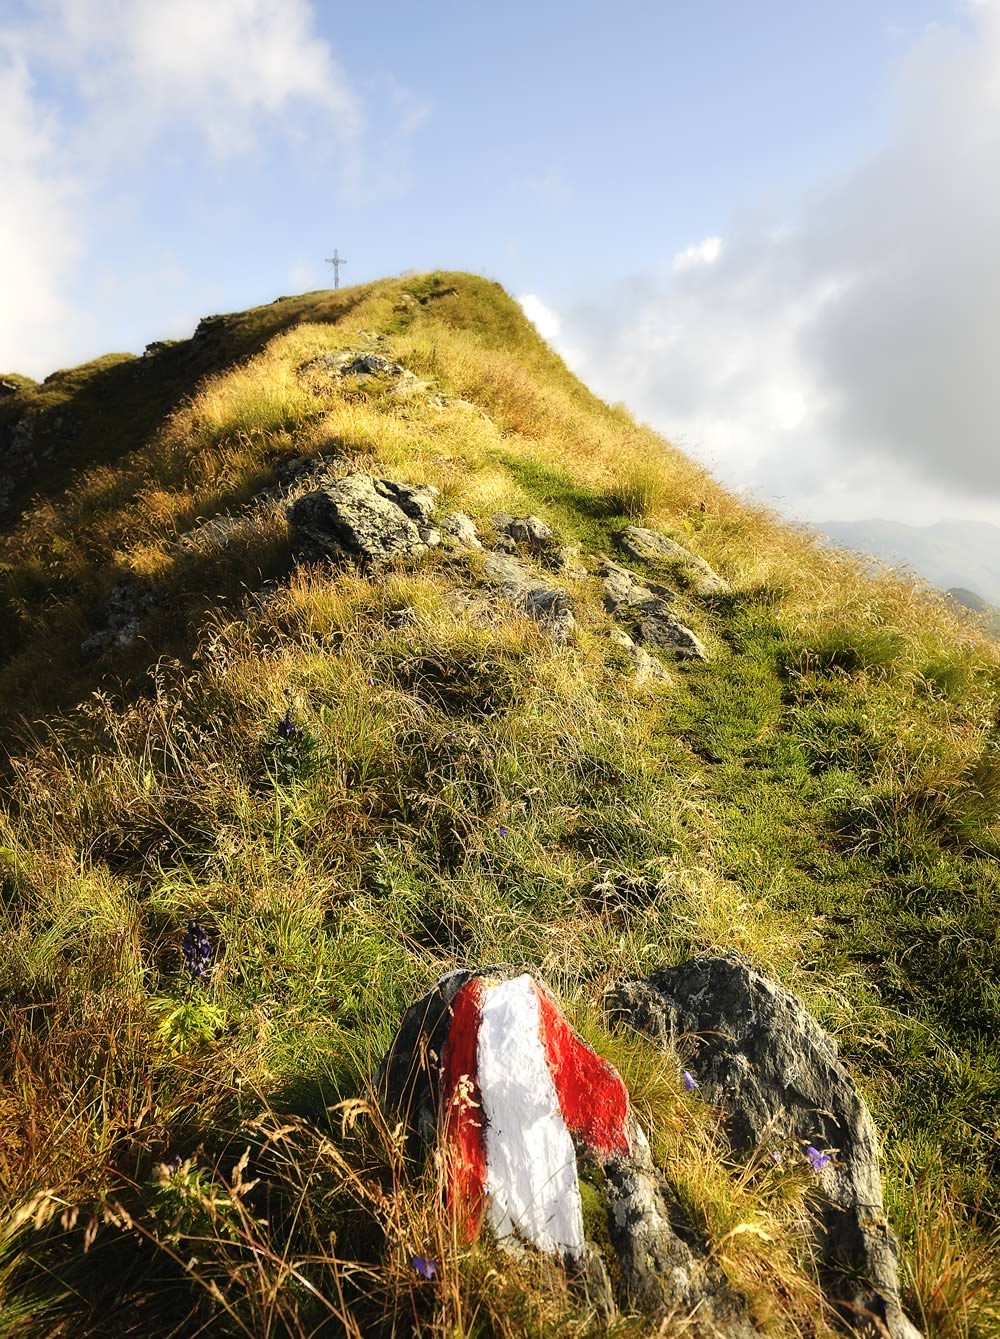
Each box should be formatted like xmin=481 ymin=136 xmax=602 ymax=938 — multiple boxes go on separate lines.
xmin=545 ymin=544 xmax=588 ymax=579
xmin=377 ymin=970 xmax=758 ymax=1335
xmin=617 ymin=526 xmax=729 ymax=596
xmin=606 ymin=956 xmax=921 ymax=1339
xmin=287 ymin=473 xmax=440 ymax=569
xmin=0 ymin=411 xmax=43 ymax=516
xmin=440 ymin=511 xmax=482 ymax=548
xmin=606 ymin=1121 xmax=758 ymax=1334
xmin=491 ymin=513 xmax=556 ymax=553
xmin=599 ymin=559 xmax=707 ymax=661
xmin=274 ymin=451 xmax=345 ymax=489
xmin=608 ymin=627 xmax=671 ymax=683
xmin=483 ymin=552 xmax=576 ymax=643
xmin=81 ymin=579 xmax=160 ymax=656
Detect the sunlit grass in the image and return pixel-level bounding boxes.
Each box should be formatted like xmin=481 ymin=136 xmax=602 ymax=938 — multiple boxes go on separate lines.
xmin=0 ymin=271 xmax=997 ymax=1333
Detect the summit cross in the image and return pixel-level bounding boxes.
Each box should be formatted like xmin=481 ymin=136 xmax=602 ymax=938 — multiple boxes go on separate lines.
xmin=325 ymin=249 xmax=347 ymax=289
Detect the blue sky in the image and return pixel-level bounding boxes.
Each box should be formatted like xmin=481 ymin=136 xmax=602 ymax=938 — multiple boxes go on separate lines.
xmin=2 ymin=0 xmax=997 ymax=526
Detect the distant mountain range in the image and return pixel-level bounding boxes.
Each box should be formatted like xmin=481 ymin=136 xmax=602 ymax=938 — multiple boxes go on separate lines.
xmin=816 ymin=518 xmax=1000 ymax=613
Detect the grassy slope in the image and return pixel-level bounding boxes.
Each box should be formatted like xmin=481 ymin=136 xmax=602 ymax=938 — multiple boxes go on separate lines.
xmin=0 ymin=273 xmax=998 ymax=1336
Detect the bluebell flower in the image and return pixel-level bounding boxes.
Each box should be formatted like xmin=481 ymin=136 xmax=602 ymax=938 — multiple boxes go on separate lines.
xmin=411 ymin=1255 xmax=436 ymax=1279
xmin=498 ymin=825 xmax=509 ymax=837
xmin=182 ymin=920 xmax=213 ymax=980
xmin=276 ymin=707 xmax=304 ymax=741
xmin=682 ymin=1070 xmax=699 ymax=1092
xmin=806 ymin=1145 xmax=831 ymax=1172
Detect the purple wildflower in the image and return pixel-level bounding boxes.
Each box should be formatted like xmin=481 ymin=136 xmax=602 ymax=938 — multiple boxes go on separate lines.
xmin=276 ymin=707 xmax=301 ymax=740
xmin=367 ymin=677 xmax=374 ymax=686
xmin=182 ymin=921 xmax=212 ymax=980
xmin=498 ymin=825 xmax=509 ymax=837
xmin=682 ymin=1070 xmax=699 ymax=1092
xmin=411 ymin=1255 xmax=436 ymax=1279
xmin=806 ymin=1145 xmax=831 ymax=1173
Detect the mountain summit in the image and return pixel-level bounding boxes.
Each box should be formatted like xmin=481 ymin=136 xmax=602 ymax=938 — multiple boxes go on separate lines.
xmin=0 ymin=275 xmax=997 ymax=1336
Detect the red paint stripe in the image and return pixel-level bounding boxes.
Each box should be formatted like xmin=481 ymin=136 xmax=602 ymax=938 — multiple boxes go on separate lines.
xmin=439 ymin=978 xmax=488 ymax=1239
xmin=534 ymin=983 xmax=631 ymax=1159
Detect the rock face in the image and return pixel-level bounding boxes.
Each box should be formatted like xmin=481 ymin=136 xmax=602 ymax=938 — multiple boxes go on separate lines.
xmin=377 ymin=969 xmax=758 ymax=1335
xmin=599 ymin=558 xmax=707 ymax=660
xmin=440 ymin=510 xmax=482 ymax=549
xmin=302 ymin=350 xmax=430 ymax=397
xmin=616 ymin=526 xmax=729 ymax=596
xmin=483 ymin=552 xmax=576 ymax=643
xmin=608 ymin=627 xmax=671 ymax=683
xmin=81 ymin=579 xmax=161 ymax=656
xmin=606 ymin=956 xmax=921 ymax=1339
xmin=492 ymin=513 xmax=555 ymax=553
xmin=287 ymin=472 xmax=441 ymax=568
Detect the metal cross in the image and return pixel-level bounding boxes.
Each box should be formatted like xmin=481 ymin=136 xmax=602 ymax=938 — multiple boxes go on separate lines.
xmin=325 ymin=249 xmax=347 ymax=289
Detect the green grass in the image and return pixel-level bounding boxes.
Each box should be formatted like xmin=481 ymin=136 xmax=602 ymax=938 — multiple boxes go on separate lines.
xmin=0 ymin=273 xmax=998 ymax=1336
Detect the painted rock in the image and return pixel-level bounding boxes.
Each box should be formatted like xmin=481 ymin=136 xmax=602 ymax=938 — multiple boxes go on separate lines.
xmin=379 ymin=969 xmax=629 ymax=1259
xmin=375 ymin=969 xmax=758 ymax=1335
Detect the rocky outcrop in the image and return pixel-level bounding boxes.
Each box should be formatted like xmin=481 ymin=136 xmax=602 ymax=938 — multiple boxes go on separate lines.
xmin=599 ymin=558 xmax=707 ymax=660
xmin=606 ymin=956 xmax=921 ymax=1339
xmin=302 ymin=350 xmax=430 ymax=397
xmin=0 ymin=411 xmax=49 ymax=517
xmin=80 ymin=579 xmax=161 ymax=656
xmin=616 ymin=526 xmax=729 ymax=596
xmin=439 ymin=510 xmax=482 ymax=549
xmin=287 ymin=472 xmax=441 ymax=568
xmin=377 ymin=969 xmax=758 ymax=1335
xmin=492 ymin=513 xmax=555 ymax=554
xmin=608 ymin=627 xmax=671 ymax=682
xmin=605 ymin=1122 xmax=756 ymax=1333
xmin=482 ymin=552 xmax=575 ymax=643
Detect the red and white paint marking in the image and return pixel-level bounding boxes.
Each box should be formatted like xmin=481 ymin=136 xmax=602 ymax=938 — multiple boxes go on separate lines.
xmin=440 ymin=972 xmax=631 ymax=1259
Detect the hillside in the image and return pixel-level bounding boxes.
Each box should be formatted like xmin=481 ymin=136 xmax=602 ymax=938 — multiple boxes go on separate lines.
xmin=0 ymin=273 xmax=998 ymax=1337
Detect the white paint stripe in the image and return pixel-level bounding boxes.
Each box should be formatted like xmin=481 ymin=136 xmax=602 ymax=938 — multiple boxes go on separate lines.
xmin=477 ymin=974 xmax=585 ymax=1259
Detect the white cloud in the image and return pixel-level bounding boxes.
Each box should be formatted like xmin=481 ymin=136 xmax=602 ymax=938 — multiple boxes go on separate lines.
xmin=672 ymin=236 xmax=722 ymax=273
xmin=0 ymin=0 xmax=370 ymax=375
xmin=0 ymin=54 xmax=83 ymax=374
xmin=31 ymin=0 xmax=362 ymax=155
xmin=557 ymin=7 xmax=1000 ymax=524
xmin=518 ymin=293 xmax=561 ymax=342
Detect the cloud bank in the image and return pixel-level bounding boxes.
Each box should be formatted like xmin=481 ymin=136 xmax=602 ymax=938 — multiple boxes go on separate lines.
xmin=554 ymin=5 xmax=1000 ymax=522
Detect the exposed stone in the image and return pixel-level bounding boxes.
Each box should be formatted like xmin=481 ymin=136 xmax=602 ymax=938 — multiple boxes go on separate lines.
xmin=606 ymin=956 xmax=921 ymax=1339
xmin=483 ymin=552 xmax=575 ymax=643
xmin=80 ymin=579 xmax=161 ymax=656
xmin=273 ymin=451 xmax=345 ymax=490
xmin=287 ymin=472 xmax=441 ymax=568
xmin=377 ymin=969 xmax=758 ymax=1335
xmin=616 ymin=526 xmax=729 ymax=596
xmin=606 ymin=1122 xmax=757 ymax=1333
xmin=545 ymin=544 xmax=588 ymax=579
xmin=599 ymin=559 xmax=707 ymax=661
xmin=440 ymin=511 xmax=482 ymax=549
xmin=492 ymin=513 xmax=555 ymax=551
xmin=608 ymin=627 xmax=671 ymax=683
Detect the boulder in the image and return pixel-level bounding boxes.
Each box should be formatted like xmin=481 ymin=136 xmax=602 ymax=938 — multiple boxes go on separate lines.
xmin=440 ymin=511 xmax=482 ymax=549
xmin=287 ymin=473 xmax=441 ymax=568
xmin=483 ymin=552 xmax=576 ymax=643
xmin=80 ymin=579 xmax=160 ymax=656
xmin=599 ymin=559 xmax=707 ymax=660
xmin=606 ymin=956 xmax=921 ymax=1339
xmin=376 ymin=969 xmax=758 ymax=1334
xmin=616 ymin=526 xmax=729 ymax=596
xmin=608 ymin=627 xmax=671 ymax=683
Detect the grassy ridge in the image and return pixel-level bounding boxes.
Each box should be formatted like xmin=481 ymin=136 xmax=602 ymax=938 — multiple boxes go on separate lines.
xmin=0 ymin=273 xmax=998 ymax=1335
